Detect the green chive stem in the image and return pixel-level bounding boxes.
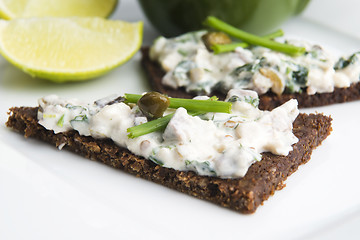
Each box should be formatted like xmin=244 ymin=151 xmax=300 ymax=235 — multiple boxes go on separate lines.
xmin=204 ymin=16 xmax=305 ymax=56
xmin=125 ymin=94 xmax=231 ymax=113
xmin=127 ymin=111 xmax=203 ymax=138
xmin=211 ymin=29 xmax=284 ymax=54
xmin=127 ymin=113 xmax=174 ymax=138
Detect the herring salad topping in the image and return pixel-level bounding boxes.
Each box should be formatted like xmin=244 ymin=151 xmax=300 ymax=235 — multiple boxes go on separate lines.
xmin=150 ymin=30 xmax=360 ymax=96
xmin=38 ymin=90 xmax=299 ymax=178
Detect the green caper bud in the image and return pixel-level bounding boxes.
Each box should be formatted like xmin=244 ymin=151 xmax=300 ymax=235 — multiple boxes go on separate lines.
xmin=202 ymin=32 xmax=232 ymax=51
xmin=138 ymin=92 xmax=170 ymax=120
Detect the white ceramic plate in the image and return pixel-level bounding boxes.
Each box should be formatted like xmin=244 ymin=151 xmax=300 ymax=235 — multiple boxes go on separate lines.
xmin=1 ymin=1 xmax=360 ymax=239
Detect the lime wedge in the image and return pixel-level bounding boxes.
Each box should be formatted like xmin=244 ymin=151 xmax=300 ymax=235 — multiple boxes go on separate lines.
xmin=0 ymin=17 xmax=143 ymax=82
xmin=0 ymin=0 xmax=118 ymax=20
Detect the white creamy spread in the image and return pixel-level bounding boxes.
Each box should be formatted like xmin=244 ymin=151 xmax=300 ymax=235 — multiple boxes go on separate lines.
xmin=38 ymin=90 xmax=299 ymax=178
xmin=150 ymin=31 xmax=360 ymax=95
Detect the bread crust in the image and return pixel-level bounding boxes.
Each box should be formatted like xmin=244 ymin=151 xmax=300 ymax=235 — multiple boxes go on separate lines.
xmin=6 ymin=106 xmax=332 ymax=213
xmin=141 ymin=47 xmax=360 ymax=110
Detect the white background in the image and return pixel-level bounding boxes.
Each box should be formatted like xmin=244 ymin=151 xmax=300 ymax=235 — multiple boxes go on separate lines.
xmin=1 ymin=0 xmax=360 ymax=239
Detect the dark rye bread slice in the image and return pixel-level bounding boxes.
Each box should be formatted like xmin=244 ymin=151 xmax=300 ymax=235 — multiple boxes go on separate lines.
xmin=141 ymin=47 xmax=360 ymax=110
xmin=6 ymin=106 xmax=332 ymax=213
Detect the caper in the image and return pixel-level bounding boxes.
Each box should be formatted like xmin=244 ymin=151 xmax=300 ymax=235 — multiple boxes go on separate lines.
xmin=202 ymin=32 xmax=232 ymax=51
xmin=138 ymin=92 xmax=170 ymax=120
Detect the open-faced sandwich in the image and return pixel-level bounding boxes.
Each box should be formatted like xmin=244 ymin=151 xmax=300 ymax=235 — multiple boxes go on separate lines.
xmin=6 ymin=90 xmax=332 ymax=213
xmin=142 ymin=16 xmax=360 ymax=110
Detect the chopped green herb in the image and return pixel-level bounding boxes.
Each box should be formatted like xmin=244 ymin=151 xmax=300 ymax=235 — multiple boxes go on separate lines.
xmin=164 ymin=145 xmax=176 ymax=150
xmin=229 ymin=59 xmax=266 ymax=87
xmin=57 ymin=114 xmax=65 ymax=127
xmin=232 ymin=58 xmax=266 ymax=75
xmin=185 ymin=160 xmax=216 ymax=175
xmin=172 ymin=60 xmax=195 ymax=84
xmin=177 ymin=49 xmax=188 ymax=56
xmin=43 ymin=114 xmax=56 ymax=118
xmin=65 ymin=104 xmax=87 ymax=111
xmin=292 ymin=66 xmax=308 ymax=85
xmin=149 ymin=156 xmax=164 ymax=166
xmin=239 ymin=144 xmax=262 ymax=162
xmin=334 ymin=52 xmax=360 ymax=70
xmin=286 ymin=65 xmax=308 ymax=93
xmin=71 ymin=115 xmax=88 ymax=122
xmin=244 ymin=96 xmax=260 ymax=108
xmin=227 ymin=95 xmax=259 ymax=108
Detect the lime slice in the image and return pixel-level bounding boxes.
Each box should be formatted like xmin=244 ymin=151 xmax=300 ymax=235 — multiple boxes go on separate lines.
xmin=0 ymin=0 xmax=118 ymax=20
xmin=0 ymin=17 xmax=143 ymax=82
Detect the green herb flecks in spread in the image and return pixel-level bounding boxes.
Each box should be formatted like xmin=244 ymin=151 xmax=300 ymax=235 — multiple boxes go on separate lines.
xmin=37 ymin=90 xmax=299 ymax=178
xmin=149 ymin=17 xmax=360 ymax=97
